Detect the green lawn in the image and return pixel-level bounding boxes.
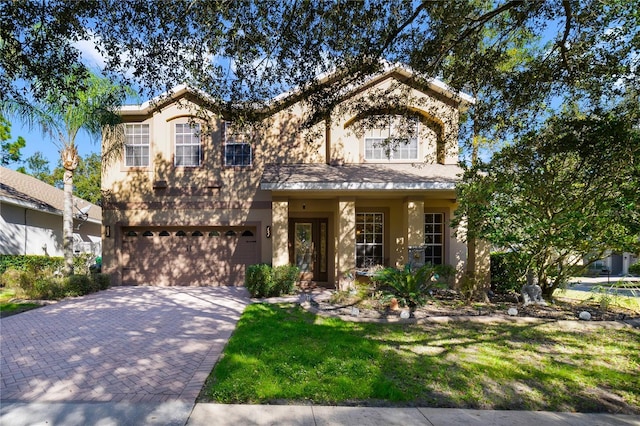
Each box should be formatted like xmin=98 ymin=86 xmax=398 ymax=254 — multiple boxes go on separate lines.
xmin=201 ymin=303 xmax=640 ymax=413
xmin=556 ymin=288 xmax=640 ymax=312
xmin=0 ymin=288 xmax=40 ymax=317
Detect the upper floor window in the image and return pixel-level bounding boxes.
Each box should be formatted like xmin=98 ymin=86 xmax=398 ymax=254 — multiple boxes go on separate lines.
xmin=175 ymin=123 xmax=201 ymax=167
xmin=125 ymin=124 xmax=149 ymax=167
xmin=364 ymin=116 xmax=418 ymax=161
xmin=223 ymin=121 xmax=253 ymax=167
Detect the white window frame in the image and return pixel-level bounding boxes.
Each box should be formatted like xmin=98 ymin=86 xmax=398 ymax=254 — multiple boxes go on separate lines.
xmin=364 ymin=117 xmax=419 ymax=161
xmin=124 ymin=124 xmax=150 ymax=167
xmin=356 ymin=212 xmax=384 ymax=268
xmin=174 ymin=123 xmax=202 ymax=167
xmin=424 ymin=213 xmax=444 ymax=265
xmin=223 ymin=121 xmax=253 ymax=167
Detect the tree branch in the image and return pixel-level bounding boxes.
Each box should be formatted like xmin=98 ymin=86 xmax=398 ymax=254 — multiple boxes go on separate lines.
xmin=377 ymin=1 xmax=429 ymax=56
xmin=430 ymin=1 xmax=526 ymax=69
xmin=559 ymin=0 xmax=574 ymax=77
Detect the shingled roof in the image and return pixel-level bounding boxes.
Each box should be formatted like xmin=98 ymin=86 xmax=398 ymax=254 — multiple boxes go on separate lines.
xmin=261 ymin=163 xmax=462 ymax=191
xmin=0 ymin=166 xmax=101 ymax=223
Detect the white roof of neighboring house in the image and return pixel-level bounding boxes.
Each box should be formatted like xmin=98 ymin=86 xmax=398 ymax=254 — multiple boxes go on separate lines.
xmin=0 ymin=166 xmax=102 ymax=224
xmin=261 ymin=163 xmax=462 ymax=191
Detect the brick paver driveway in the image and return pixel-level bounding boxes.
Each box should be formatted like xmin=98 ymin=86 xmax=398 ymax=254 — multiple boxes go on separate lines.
xmin=1 ymin=286 xmax=250 ymax=403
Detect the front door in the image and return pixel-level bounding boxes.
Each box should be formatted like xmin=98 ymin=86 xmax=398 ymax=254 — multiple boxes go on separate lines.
xmin=289 ymin=219 xmax=328 ymax=282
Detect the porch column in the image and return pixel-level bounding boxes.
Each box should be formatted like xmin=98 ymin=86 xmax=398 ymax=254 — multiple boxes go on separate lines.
xmin=405 ymin=197 xmax=424 ymax=247
xmin=272 ymin=197 xmax=289 ymax=267
xmin=336 ymin=197 xmax=356 ymax=290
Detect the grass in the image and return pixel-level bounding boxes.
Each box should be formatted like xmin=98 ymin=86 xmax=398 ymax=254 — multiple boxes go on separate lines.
xmin=201 ymin=303 xmax=640 ymax=413
xmin=555 ymin=288 xmax=640 ymax=312
xmin=0 ymin=287 xmax=41 ymax=317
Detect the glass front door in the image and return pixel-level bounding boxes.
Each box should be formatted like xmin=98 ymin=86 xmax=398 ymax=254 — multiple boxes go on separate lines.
xmin=290 ymin=219 xmax=328 ymax=282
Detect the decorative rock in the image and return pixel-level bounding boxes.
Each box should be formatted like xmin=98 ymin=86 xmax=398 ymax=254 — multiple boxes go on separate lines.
xmin=400 ymin=309 xmax=410 ymax=319
xmin=507 ymin=307 xmax=518 ymax=316
xmin=579 ymin=311 xmax=591 ymax=321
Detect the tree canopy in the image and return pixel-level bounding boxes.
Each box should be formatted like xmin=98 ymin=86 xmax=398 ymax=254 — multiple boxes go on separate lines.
xmin=2 ymin=1 xmax=638 ymax=131
xmin=453 ymin=102 xmax=640 ymax=297
xmin=0 ymin=114 xmax=25 ymax=166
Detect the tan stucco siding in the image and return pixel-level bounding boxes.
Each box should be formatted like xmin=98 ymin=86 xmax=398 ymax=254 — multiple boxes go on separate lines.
xmin=327 ymin=77 xmax=460 ymax=166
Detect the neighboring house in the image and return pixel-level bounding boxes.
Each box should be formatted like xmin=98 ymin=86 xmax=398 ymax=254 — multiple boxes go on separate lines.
xmin=584 ymin=251 xmax=639 ymax=276
xmin=102 ymin=65 xmax=479 ymax=288
xmin=0 ymin=166 xmax=102 ymax=257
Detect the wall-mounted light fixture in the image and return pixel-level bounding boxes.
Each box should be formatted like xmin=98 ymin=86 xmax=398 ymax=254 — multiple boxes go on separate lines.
xmin=105 ymin=225 xmax=111 ymax=238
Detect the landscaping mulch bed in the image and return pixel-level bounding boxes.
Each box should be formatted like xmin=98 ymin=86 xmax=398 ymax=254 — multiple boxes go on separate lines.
xmin=310 ymin=288 xmax=639 ymax=324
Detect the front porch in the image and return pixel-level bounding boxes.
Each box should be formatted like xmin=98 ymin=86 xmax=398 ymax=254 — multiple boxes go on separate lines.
xmin=261 ymin=163 xmax=467 ymax=289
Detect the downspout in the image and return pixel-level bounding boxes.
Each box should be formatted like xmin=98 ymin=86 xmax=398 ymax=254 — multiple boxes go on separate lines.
xmin=23 ymin=208 xmax=27 ymax=255
xmin=325 ymin=117 xmax=331 ymax=164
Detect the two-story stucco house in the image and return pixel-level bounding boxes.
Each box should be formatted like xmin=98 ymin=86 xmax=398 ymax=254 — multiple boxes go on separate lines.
xmin=101 ymin=65 xmax=476 ymax=288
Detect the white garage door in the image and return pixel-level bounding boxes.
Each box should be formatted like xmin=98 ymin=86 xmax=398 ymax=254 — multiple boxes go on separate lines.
xmin=121 ymin=226 xmax=258 ymax=286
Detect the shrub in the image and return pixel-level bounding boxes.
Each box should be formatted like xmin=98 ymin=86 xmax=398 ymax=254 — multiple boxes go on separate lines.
xmin=490 ymin=252 xmax=524 ymax=294
xmin=92 ymin=273 xmax=111 ymax=290
xmin=0 ymin=255 xmax=63 ymax=275
xmin=13 ymin=270 xmax=66 ymax=300
xmin=245 ymin=264 xmax=299 ymax=298
xmin=64 ymin=274 xmax=97 ymax=297
xmin=373 ymin=264 xmax=438 ymax=308
xmin=629 ymin=262 xmax=640 ymax=276
xmin=1 ymin=268 xmax=22 ymax=288
xmin=246 ymin=264 xmax=275 ymax=298
xmin=272 ymin=265 xmax=299 ymax=296
xmin=73 ymin=253 xmax=96 ymax=275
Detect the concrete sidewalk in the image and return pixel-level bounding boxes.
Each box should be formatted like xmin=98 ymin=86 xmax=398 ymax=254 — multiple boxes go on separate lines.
xmin=1 ymin=402 xmax=639 ymax=425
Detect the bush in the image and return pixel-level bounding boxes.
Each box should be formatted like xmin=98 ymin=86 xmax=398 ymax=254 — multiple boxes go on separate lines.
xmin=0 ymin=255 xmax=63 ymax=275
xmin=246 ymin=264 xmax=275 ymax=298
xmin=92 ymin=273 xmax=111 ymax=290
xmin=373 ymin=264 xmax=438 ymax=308
xmin=490 ymin=252 xmax=525 ymax=294
xmin=245 ymin=264 xmax=299 ymax=298
xmin=0 ymin=268 xmax=22 ymax=288
xmin=14 ymin=270 xmax=66 ymax=300
xmin=272 ymin=265 xmax=299 ymax=295
xmin=73 ymin=253 xmax=96 ymax=275
xmin=629 ymin=262 xmax=640 ymax=276
xmin=65 ymin=274 xmax=97 ymax=297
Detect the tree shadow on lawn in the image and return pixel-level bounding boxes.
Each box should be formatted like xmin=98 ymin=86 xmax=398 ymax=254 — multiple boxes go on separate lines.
xmin=202 ymin=303 xmax=640 ymax=414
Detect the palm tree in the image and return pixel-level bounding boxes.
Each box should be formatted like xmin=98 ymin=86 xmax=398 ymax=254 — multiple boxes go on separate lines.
xmin=2 ymin=72 xmax=128 ymax=275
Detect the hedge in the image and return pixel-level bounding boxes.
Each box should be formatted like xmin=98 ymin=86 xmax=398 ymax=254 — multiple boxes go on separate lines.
xmin=0 ymin=255 xmax=63 ymax=275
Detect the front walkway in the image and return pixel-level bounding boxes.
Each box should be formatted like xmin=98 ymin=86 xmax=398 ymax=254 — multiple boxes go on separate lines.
xmin=0 ymin=286 xmax=250 ymax=403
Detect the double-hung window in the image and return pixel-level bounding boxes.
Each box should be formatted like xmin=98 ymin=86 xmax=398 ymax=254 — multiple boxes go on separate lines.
xmin=223 ymin=121 xmax=252 ymax=166
xmin=364 ymin=116 xmax=418 ymax=161
xmin=424 ymin=213 xmax=444 ymax=265
xmin=175 ymin=123 xmax=201 ymax=167
xmin=356 ymin=212 xmax=384 ymax=267
xmin=124 ymin=124 xmax=149 ymax=167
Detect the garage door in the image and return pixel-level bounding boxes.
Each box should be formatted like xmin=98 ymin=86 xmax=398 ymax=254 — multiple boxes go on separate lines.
xmin=121 ymin=226 xmax=258 ymax=286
